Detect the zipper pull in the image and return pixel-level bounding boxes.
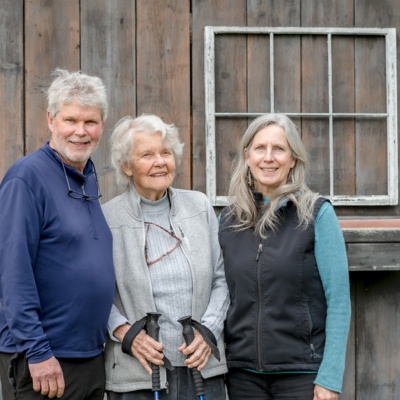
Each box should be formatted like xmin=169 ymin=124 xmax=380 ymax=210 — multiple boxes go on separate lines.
xmin=179 ymin=227 xmax=185 ymax=237
xmin=255 ymin=243 xmax=263 ymax=261
xmin=310 ymin=343 xmax=322 ymax=359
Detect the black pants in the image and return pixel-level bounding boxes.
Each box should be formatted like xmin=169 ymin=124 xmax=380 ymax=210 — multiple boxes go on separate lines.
xmin=0 ymin=352 xmax=106 ymax=400
xmin=226 ymin=368 xmax=316 ymax=400
xmin=107 ymin=367 xmax=226 ymax=400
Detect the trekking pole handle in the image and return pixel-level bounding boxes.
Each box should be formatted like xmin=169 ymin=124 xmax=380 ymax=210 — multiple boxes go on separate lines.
xmin=178 ymin=316 xmax=206 ymax=398
xmin=146 ymin=312 xmax=162 ymax=395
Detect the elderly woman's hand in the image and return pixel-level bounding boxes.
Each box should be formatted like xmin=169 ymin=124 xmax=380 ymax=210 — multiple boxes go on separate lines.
xmin=313 ymin=384 xmax=339 ymax=400
xmin=114 ymin=324 xmax=164 ymax=375
xmin=178 ymin=329 xmax=212 ymax=371
xmin=130 ymin=329 xmax=165 ymax=374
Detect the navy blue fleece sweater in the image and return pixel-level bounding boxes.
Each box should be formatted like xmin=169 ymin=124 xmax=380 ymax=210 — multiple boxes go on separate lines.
xmin=0 ymin=143 xmax=115 ymax=363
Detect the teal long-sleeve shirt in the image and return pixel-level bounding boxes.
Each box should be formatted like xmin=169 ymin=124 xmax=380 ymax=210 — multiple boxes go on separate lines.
xmin=313 ymin=201 xmax=351 ymax=393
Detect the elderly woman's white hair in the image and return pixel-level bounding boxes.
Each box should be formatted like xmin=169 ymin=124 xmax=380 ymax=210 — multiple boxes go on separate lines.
xmin=47 ymin=68 xmax=108 ymax=121
xmin=110 ymin=114 xmax=184 ymax=187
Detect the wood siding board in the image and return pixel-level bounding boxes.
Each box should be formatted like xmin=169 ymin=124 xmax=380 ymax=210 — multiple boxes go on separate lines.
xmin=0 ymin=0 xmax=24 ymax=179
xmin=332 ymin=37 xmax=356 ymax=197
xmin=192 ymin=0 xmax=246 ymax=192
xmin=273 ymin=35 xmax=301 ymax=113
xmin=246 ymin=0 xmax=301 ymax=114
xmin=343 ymin=228 xmax=400 ymax=243
xmin=301 ymin=0 xmax=354 ymax=28
xmin=24 ymin=0 xmax=80 ymax=154
xmin=355 ymin=37 xmax=386 ymax=114
xmin=137 ymin=0 xmax=191 ymax=190
xmin=347 ymin=242 xmax=400 ymax=270
xmin=301 ymin=36 xmax=330 ymax=194
xmin=301 ymin=36 xmax=329 ymax=114
xmin=214 ymin=33 xmax=247 ymax=197
xmin=354 ymin=37 xmax=388 ymax=200
xmin=247 ymin=0 xmax=301 ymax=27
xmin=355 ymin=0 xmax=398 ymax=29
xmin=352 ymin=5 xmax=400 ymax=398
xmin=301 ymin=0 xmax=355 ymax=218
xmin=342 ymin=273 xmax=357 ymax=398
xmin=246 ymin=35 xmax=270 ymax=113
xmin=355 ymin=272 xmax=400 ymax=399
xmin=353 ymin=0 xmax=400 ymax=218
xmin=80 ymin=0 xmax=136 ymax=203
xmin=215 ymin=35 xmax=247 ymax=113
xmin=215 ymin=118 xmax=246 ymax=196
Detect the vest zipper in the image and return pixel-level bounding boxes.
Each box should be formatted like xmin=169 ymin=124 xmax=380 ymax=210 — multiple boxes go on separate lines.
xmin=255 ymin=243 xmax=262 ymax=261
xmin=256 ymin=242 xmax=263 ymax=371
xmin=306 ymin=297 xmax=322 ymax=359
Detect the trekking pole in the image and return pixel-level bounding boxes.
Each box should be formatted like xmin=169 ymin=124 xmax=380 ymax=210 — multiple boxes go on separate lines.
xmin=146 ymin=312 xmax=162 ymax=400
xmin=178 ymin=316 xmax=206 ymax=400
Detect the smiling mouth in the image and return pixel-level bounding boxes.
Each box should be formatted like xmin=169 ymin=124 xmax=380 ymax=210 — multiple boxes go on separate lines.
xmin=151 ymin=172 xmax=167 ymax=177
xmin=70 ymin=141 xmax=89 ymax=147
xmin=261 ymin=167 xmax=277 ymax=172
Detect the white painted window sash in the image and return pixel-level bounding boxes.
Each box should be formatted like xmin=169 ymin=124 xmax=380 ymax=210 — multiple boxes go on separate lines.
xmin=204 ymin=26 xmax=398 ymax=207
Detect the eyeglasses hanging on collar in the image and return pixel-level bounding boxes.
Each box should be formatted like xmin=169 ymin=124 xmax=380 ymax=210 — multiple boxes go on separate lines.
xmin=144 ymin=221 xmax=182 ymax=266
xmin=54 ymin=149 xmax=102 ymax=201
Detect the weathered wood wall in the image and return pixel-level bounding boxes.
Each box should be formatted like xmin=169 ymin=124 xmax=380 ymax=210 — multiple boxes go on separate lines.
xmin=1 ymin=1 xmax=400 ymax=398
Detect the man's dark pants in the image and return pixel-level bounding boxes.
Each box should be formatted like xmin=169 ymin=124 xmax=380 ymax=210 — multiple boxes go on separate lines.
xmin=0 ymin=352 xmax=105 ymax=400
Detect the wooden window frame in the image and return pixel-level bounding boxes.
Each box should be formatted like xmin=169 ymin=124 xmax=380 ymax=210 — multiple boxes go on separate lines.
xmin=204 ymin=26 xmax=398 ymax=207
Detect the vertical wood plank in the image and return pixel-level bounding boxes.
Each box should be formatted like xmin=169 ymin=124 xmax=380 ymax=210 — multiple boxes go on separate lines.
xmin=342 ymin=273 xmax=357 ymax=398
xmin=301 ymin=0 xmax=354 ymax=28
xmin=80 ymin=0 xmax=136 ymax=203
xmin=354 ymin=37 xmax=387 ymax=197
xmin=332 ymin=37 xmax=356 ymax=199
xmin=0 ymin=0 xmax=24 ymax=179
xmin=301 ymin=0 xmax=355 ymax=214
xmin=214 ymin=33 xmax=247 ymax=196
xmin=24 ymin=0 xmax=80 ymax=154
xmin=355 ymin=272 xmax=400 ymax=399
xmin=136 ymin=0 xmax=191 ymax=190
xmin=192 ymin=0 xmax=247 ymax=193
xmin=247 ymin=0 xmax=301 ymax=113
xmin=300 ymin=34 xmax=330 ymax=194
xmin=351 ymin=0 xmax=400 ymax=218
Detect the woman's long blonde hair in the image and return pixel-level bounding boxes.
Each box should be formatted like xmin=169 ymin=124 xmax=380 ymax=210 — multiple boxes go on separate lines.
xmin=228 ymin=113 xmax=320 ymax=238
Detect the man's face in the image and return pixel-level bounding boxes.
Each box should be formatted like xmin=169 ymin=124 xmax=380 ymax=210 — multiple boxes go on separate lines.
xmin=48 ymin=100 xmax=104 ymax=173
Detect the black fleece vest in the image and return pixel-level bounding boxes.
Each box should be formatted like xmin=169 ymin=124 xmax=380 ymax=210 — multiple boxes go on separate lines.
xmin=219 ymin=197 xmax=328 ymax=372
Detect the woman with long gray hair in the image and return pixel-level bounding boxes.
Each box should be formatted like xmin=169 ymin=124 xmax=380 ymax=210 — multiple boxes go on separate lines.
xmin=219 ymin=113 xmax=351 ymax=400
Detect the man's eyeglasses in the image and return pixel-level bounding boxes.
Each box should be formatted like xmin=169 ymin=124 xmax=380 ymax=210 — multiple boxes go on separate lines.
xmin=144 ymin=222 xmax=182 ymax=266
xmin=57 ymin=152 xmax=102 ymax=201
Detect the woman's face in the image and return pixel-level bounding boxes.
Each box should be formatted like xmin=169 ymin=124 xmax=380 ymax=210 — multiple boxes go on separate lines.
xmin=246 ymin=124 xmax=295 ymax=197
xmin=123 ymin=131 xmax=176 ymax=201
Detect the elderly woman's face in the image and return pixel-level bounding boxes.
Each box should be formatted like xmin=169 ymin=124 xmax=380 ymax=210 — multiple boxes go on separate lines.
xmin=123 ymin=131 xmax=176 ymax=201
xmin=246 ymin=124 xmax=295 ymax=197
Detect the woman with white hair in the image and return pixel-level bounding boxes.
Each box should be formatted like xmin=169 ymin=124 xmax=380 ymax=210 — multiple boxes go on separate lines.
xmin=102 ymin=114 xmax=229 ymax=399
xmin=219 ymin=113 xmax=351 ymax=400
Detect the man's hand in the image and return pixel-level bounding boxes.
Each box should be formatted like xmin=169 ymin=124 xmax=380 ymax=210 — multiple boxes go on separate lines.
xmin=28 ymin=356 xmax=65 ymax=398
